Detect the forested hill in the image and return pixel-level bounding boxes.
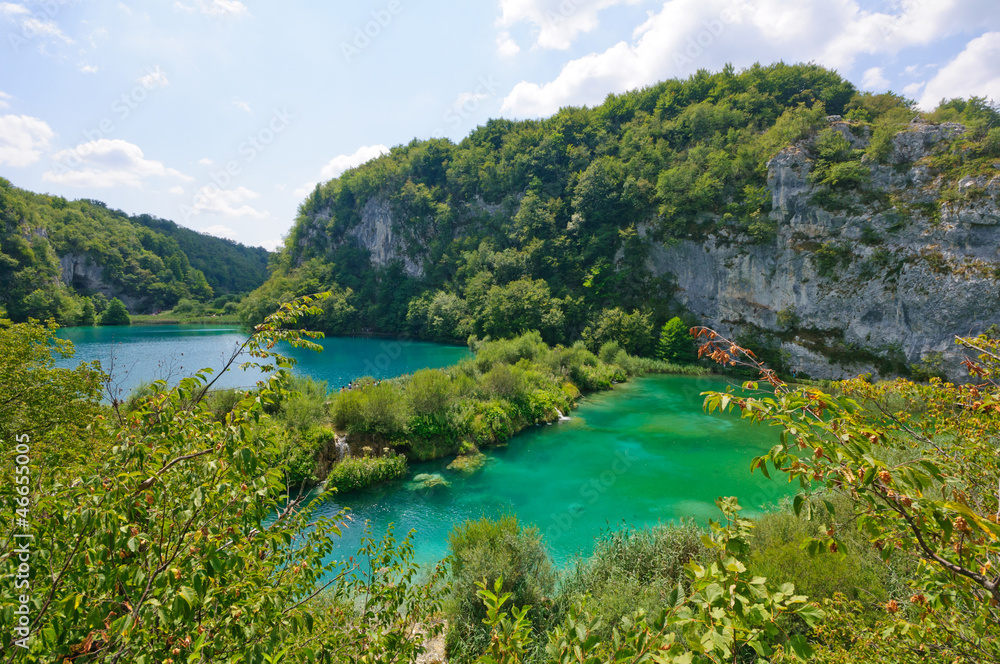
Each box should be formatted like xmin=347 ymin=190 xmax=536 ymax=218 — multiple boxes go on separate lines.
xmin=244 ymin=62 xmax=1000 ymax=380
xmin=0 ymin=178 xmax=270 ymax=323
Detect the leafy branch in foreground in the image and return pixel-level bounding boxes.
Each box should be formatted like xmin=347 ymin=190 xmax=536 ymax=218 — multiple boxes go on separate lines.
xmin=696 ymin=326 xmax=1000 ymax=662
xmin=542 ymin=497 xmax=823 ymax=663
xmin=0 ymin=294 xmax=445 ymax=663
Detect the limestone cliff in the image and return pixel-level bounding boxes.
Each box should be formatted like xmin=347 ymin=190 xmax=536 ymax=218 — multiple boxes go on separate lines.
xmin=650 ymin=119 xmax=1000 ymax=380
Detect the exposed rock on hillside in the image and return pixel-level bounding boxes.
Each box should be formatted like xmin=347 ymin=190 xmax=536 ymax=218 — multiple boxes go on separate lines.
xmin=651 ymin=121 xmax=1000 ymax=380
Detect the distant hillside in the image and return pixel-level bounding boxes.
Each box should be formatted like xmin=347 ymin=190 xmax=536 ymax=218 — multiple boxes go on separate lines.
xmin=243 ymin=61 xmax=1000 ymax=380
xmin=128 ymin=213 xmax=269 ymax=295
xmin=0 ymin=179 xmax=271 ymax=323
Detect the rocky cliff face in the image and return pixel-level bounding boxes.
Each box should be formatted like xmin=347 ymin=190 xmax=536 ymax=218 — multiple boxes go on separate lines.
xmin=349 ymin=198 xmax=424 ymax=278
xmin=58 ymin=254 xmax=145 ymax=311
xmin=649 ymin=119 xmax=1000 ymax=380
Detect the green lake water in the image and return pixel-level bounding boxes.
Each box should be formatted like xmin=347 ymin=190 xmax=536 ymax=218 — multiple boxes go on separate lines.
xmin=315 ymin=374 xmax=790 ymax=569
xmin=55 ymin=325 xmax=471 ymax=397
xmin=56 ymin=326 xmax=788 ymax=569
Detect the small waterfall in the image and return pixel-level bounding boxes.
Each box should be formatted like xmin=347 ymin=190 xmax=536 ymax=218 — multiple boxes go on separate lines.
xmin=335 ymin=436 xmax=350 ymax=462
xmin=555 ymin=408 xmax=571 ymax=422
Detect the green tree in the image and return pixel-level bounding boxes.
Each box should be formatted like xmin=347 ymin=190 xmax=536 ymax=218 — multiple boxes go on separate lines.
xmin=79 ymin=296 xmax=96 ymax=326
xmin=581 ymin=308 xmax=654 ymax=357
xmin=0 ymin=319 xmax=103 ymax=470
xmin=698 ymin=328 xmax=1000 ymax=662
xmin=99 ymin=297 xmax=131 ymax=325
xmin=657 ymin=316 xmax=696 ymax=363
xmin=0 ymin=296 xmax=447 ymax=662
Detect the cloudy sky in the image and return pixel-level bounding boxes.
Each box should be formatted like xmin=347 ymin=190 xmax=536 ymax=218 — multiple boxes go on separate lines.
xmin=1 ymin=0 xmax=998 ymax=249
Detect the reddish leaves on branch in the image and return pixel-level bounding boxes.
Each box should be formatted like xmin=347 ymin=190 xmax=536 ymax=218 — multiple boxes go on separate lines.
xmin=691 ymin=326 xmax=784 ymax=391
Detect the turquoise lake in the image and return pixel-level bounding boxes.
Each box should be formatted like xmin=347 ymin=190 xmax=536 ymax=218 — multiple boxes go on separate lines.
xmin=55 ymin=325 xmax=472 ymax=398
xmin=56 ymin=325 xmax=787 ymax=567
xmin=313 ymin=373 xmax=788 ymax=569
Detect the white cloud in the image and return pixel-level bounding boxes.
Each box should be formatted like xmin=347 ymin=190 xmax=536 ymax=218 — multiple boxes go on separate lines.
xmin=0 ymin=3 xmax=73 ymax=47
xmin=0 ymin=3 xmax=29 ymax=16
xmin=861 ymin=66 xmax=889 ymax=90
xmin=190 ymin=185 xmax=269 ymax=218
xmin=43 ymin=139 xmax=191 ymax=188
xmin=500 ymin=0 xmax=1000 ymax=117
xmin=919 ymin=32 xmax=1000 ymax=110
xmin=233 ymin=100 xmax=252 ymax=114
xmin=496 ymin=30 xmax=520 ymax=57
xmin=79 ymin=63 xmax=98 ymax=74
xmin=319 ymin=144 xmax=388 ymax=180
xmin=260 ymin=238 xmax=281 ymax=251
xmin=117 ymin=3 xmax=132 ymax=14
xmin=0 ymin=91 xmax=12 ymax=110
xmin=0 ymin=114 xmax=54 ymax=167
xmin=198 ymin=157 xmax=214 ymax=166
xmin=174 ymin=0 xmax=248 ymax=17
xmin=293 ymin=145 xmax=389 ymax=198
xmin=138 ymin=66 xmax=170 ymax=89
xmin=200 ymin=224 xmax=237 ymax=239
xmin=496 ymin=0 xmax=644 ymax=50
xmin=903 ymin=81 xmax=926 ymax=98
xmin=168 ymin=186 xmax=185 ymax=195
xmin=293 ymin=182 xmax=318 ymax=198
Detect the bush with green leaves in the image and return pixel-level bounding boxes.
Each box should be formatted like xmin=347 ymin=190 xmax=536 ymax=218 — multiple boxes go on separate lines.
xmin=326 ymin=453 xmax=407 ymax=493
xmin=98 ymin=297 xmax=131 ymax=326
xmin=557 ymin=522 xmax=707 ymax=641
xmin=446 ymin=515 xmax=556 ymax=663
xmin=698 ymin=327 xmax=1000 ymax=662
xmin=0 ymin=294 xmax=447 ymax=663
xmin=542 ymin=498 xmax=825 ymax=663
xmin=657 ymin=316 xmax=697 ymax=364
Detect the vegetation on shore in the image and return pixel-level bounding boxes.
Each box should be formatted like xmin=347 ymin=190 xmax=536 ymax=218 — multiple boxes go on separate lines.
xmin=228 ymin=327 xmax=709 ymax=496
xmin=4 ymin=294 xmax=1000 ymax=662
xmin=439 ymin=329 xmax=1000 ymax=663
xmin=0 ymin=178 xmax=268 ymax=325
xmin=241 ymin=63 xmax=1000 ymax=378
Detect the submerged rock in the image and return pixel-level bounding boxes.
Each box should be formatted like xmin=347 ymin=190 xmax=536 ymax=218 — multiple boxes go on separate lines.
xmin=446 ymin=453 xmax=489 ymax=475
xmin=406 ymin=473 xmax=451 ymax=491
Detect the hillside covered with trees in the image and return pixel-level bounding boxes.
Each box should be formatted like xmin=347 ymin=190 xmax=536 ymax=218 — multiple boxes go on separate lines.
xmin=0 ymin=178 xmax=270 ymax=324
xmin=243 ymin=62 xmax=1000 ymax=378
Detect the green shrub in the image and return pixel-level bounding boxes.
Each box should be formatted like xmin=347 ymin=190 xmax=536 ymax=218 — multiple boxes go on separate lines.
xmin=479 ymin=363 xmax=527 ymax=401
xmin=446 ymin=516 xmax=555 ymax=662
xmin=581 ymin=307 xmax=654 ymax=357
xmin=283 ymin=426 xmax=338 ymax=487
xmin=205 ymin=387 xmax=245 ymax=421
xmin=657 ymin=316 xmax=697 ymax=364
xmin=597 ymin=340 xmax=623 ymax=364
xmin=910 ymin=351 xmax=948 ymax=382
xmin=748 ymin=498 xmax=910 ymax=604
xmin=99 ymin=297 xmax=131 ymax=326
xmin=813 ymin=242 xmax=853 ymax=279
xmin=171 ymin=298 xmax=201 ymax=315
xmin=326 ymin=454 xmax=407 ymax=493
xmin=407 ymin=368 xmax=455 ymax=415
xmin=331 ymin=380 xmax=410 ymax=437
xmin=558 ymin=522 xmax=707 ymax=640
xmin=279 ymin=375 xmax=329 ymax=430
xmin=473 ymin=330 xmax=549 ymax=372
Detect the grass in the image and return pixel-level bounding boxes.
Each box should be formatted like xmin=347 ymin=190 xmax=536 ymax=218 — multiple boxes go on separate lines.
xmin=131 ymin=313 xmax=243 ymax=325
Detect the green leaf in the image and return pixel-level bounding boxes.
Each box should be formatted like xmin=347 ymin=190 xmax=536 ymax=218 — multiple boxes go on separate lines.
xmin=788 ymin=634 xmax=814 ymax=660
xmin=177 ymin=586 xmax=197 ymax=608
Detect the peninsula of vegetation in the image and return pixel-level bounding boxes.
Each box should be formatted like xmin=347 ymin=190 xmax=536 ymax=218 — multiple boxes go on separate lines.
xmin=3 ymin=62 xmax=1000 ymax=663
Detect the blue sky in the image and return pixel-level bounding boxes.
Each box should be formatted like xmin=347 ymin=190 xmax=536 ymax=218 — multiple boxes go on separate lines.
xmin=1 ymin=0 xmax=998 ymax=249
